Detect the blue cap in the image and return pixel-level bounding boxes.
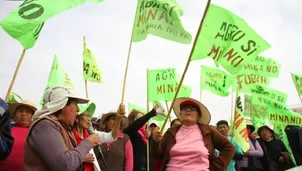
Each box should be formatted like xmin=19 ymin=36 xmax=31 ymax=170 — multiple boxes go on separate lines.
xmin=0 ymin=98 xmax=8 ymax=117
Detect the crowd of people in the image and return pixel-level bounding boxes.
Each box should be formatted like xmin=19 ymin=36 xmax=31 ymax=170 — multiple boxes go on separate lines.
xmin=0 ymin=85 xmax=302 ymax=171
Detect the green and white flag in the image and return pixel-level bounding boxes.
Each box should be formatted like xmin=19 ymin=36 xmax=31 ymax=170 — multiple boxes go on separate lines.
xmin=0 ymin=0 xmax=103 ymax=49
xmin=83 ymin=37 xmax=102 ymax=83
xmin=40 ymin=55 xmax=73 ymax=104
xmin=191 ymin=4 xmax=270 ymax=74
xmin=291 ymin=73 xmax=302 ymax=96
xmin=132 ymin=0 xmax=192 ymax=44
xmin=200 ymin=65 xmax=233 ymax=96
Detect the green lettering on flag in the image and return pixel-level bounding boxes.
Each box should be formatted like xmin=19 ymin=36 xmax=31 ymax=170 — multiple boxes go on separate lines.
xmin=236 ymin=72 xmax=270 ymax=93
xmin=191 ymin=4 xmax=270 ymax=74
xmin=291 ymin=73 xmax=302 ymax=96
xmin=0 ymin=0 xmax=103 ymax=49
xmin=243 ymin=56 xmax=281 ymax=78
xmin=132 ymin=0 xmax=192 ymax=44
xmin=83 ymin=37 xmax=102 ymax=83
xmin=147 ymin=68 xmax=191 ymax=102
xmin=244 ymin=94 xmax=267 ymax=118
xmin=200 ymin=65 xmax=233 ymax=96
xmin=251 ymin=85 xmax=288 ymax=111
xmin=269 ymin=109 xmax=302 ymax=126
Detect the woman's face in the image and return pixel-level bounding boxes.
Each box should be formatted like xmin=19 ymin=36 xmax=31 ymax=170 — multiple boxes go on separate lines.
xmin=14 ymin=106 xmax=34 ymax=127
xmin=260 ymin=128 xmax=273 ymax=141
xmin=180 ymin=105 xmax=199 ymax=125
xmin=217 ymin=124 xmax=229 ymax=136
xmin=105 ymin=115 xmax=116 ymax=132
xmin=79 ymin=111 xmax=91 ymax=129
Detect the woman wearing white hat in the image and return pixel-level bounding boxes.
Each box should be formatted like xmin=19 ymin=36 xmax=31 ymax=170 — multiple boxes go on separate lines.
xmin=22 ymin=86 xmax=124 ymax=171
xmin=152 ymin=97 xmax=235 ymax=171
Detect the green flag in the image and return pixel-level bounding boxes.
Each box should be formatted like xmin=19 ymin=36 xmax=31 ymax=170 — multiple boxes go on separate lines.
xmin=40 ymin=55 xmax=73 ymax=104
xmin=128 ymin=103 xmax=147 ymax=114
xmin=244 ymin=94 xmax=266 ymax=118
xmin=6 ymin=92 xmax=23 ymax=104
xmin=200 ymin=65 xmax=233 ymax=96
xmin=191 ymin=4 xmax=270 ymax=74
xmin=83 ymin=37 xmax=102 ymax=83
xmin=274 ymin=123 xmax=297 ymax=166
xmin=291 ymin=73 xmax=302 ymax=96
xmin=235 ymin=72 xmax=270 ymax=93
xmin=0 ymin=0 xmax=103 ymax=49
xmin=147 ymin=68 xmax=191 ymax=101
xmin=243 ymin=56 xmax=281 ymax=78
xmin=177 ymin=84 xmax=192 ymax=99
xmin=251 ymin=85 xmax=288 ymax=111
xmin=269 ymin=109 xmax=302 ymax=126
xmin=132 ymin=0 xmax=192 ymax=44
xmin=147 ymin=68 xmax=177 ymax=101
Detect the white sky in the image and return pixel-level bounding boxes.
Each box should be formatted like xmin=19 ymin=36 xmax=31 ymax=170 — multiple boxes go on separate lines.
xmin=0 ymin=0 xmax=302 ymax=125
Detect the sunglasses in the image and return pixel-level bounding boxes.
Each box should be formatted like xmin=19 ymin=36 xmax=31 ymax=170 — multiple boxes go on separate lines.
xmin=181 ymin=105 xmax=198 ymax=112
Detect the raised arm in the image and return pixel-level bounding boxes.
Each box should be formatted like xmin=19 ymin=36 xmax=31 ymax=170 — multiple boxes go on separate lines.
xmin=123 ymin=109 xmax=156 ymax=135
xmin=29 ymin=120 xmax=93 ymax=171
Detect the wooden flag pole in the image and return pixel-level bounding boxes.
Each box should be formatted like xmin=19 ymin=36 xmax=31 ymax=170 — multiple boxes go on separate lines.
xmin=5 ymin=49 xmax=26 ymax=101
xmin=146 ymin=68 xmax=150 ymax=171
xmin=85 ymin=80 xmax=89 ymax=98
xmin=290 ymin=73 xmax=302 ymax=102
xmin=160 ymin=0 xmax=212 ymax=132
xmin=165 ymin=100 xmax=172 ymax=122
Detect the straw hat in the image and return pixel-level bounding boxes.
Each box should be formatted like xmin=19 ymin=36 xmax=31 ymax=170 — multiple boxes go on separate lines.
xmin=78 ymin=103 xmax=96 ymax=118
xmin=173 ymin=97 xmax=211 ymax=125
xmin=100 ymin=110 xmax=117 ymax=125
xmin=9 ymin=100 xmax=37 ymax=115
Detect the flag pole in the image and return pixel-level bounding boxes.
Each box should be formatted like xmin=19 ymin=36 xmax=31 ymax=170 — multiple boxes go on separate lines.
xmin=85 ymin=80 xmax=89 ymax=98
xmin=121 ymin=8 xmax=138 ymax=104
xmin=146 ymin=68 xmax=150 ymax=171
xmin=290 ymin=73 xmax=302 ymax=102
xmin=160 ymin=0 xmax=212 ymax=132
xmin=83 ymin=37 xmax=89 ymax=99
xmin=165 ymin=100 xmax=171 ymax=122
xmin=5 ymin=49 xmax=26 ymax=101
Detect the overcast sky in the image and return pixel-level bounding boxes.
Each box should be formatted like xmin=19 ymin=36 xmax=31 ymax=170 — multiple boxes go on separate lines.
xmin=0 ymin=0 xmax=301 ymax=124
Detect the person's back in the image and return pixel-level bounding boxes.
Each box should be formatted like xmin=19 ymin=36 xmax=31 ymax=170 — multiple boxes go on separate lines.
xmin=0 ymin=98 xmax=14 ymax=161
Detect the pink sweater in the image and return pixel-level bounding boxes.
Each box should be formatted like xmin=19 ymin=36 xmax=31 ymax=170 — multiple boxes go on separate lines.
xmin=166 ymin=124 xmax=209 ymax=171
xmin=106 ymin=132 xmax=133 ymax=171
xmin=0 ymin=126 xmax=28 ymax=171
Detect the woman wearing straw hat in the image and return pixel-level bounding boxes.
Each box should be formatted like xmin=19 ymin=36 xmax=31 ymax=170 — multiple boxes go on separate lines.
xmin=72 ymin=103 xmax=124 ymax=171
xmin=95 ymin=110 xmax=133 ymax=171
xmin=0 ymin=99 xmax=37 ymax=171
xmin=152 ymin=97 xmax=235 ymax=171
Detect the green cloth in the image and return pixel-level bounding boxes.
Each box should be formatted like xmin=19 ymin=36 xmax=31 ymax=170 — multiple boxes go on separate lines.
xmin=78 ymin=103 xmax=96 ymax=118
